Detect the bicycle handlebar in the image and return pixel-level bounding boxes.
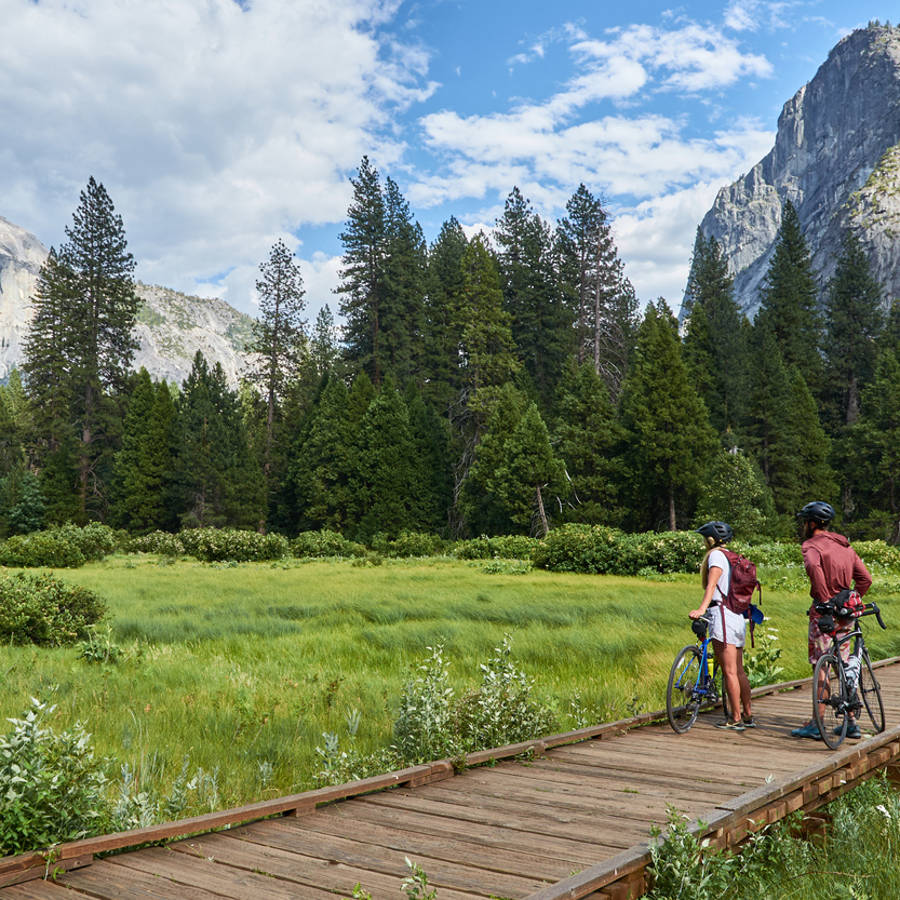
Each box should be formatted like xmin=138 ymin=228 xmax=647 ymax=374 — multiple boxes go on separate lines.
xmin=862 ymin=602 xmax=887 ymax=630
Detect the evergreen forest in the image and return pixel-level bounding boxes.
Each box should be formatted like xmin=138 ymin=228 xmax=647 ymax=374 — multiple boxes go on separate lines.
xmin=5 ymin=167 xmax=900 ymax=544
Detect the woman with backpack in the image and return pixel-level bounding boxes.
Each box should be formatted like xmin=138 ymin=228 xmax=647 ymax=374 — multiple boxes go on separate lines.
xmin=689 ymin=521 xmax=754 ymax=731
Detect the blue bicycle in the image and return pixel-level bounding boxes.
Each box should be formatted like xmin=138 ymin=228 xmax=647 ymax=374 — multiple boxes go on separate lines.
xmin=666 ymin=613 xmax=727 ymax=733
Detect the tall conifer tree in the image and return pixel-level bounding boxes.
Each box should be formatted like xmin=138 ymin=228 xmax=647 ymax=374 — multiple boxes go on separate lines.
xmin=755 ymin=200 xmax=821 ymax=387
xmin=23 ymin=177 xmax=139 ymax=522
xmin=249 ymin=238 xmax=307 ymax=524
xmin=619 ymin=301 xmax=715 ymax=530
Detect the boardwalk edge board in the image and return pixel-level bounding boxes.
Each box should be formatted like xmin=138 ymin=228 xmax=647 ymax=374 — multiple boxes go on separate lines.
xmin=2 ymin=658 xmax=899 ymax=889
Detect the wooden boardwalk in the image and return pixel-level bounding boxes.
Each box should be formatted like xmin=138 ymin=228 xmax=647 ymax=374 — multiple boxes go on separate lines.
xmin=4 ymin=661 xmax=900 ymax=899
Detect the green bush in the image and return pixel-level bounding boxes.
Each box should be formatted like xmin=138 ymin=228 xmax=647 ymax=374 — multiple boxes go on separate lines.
xmin=0 ymin=699 xmax=111 ymax=856
xmin=291 ymin=530 xmax=366 ymax=559
xmin=0 ymin=531 xmax=86 ymax=568
xmin=736 ymin=541 xmax=802 ymax=567
xmin=178 ymin=527 xmax=289 ymax=562
xmin=126 ymin=530 xmax=185 ymax=557
xmin=0 ymin=523 xmax=119 ymax=569
xmin=534 ymin=524 xmax=638 ymax=574
xmin=854 ymin=540 xmax=900 ymax=571
xmin=371 ymin=531 xmax=446 ymax=558
xmin=0 ymin=572 xmax=106 ymax=646
xmin=453 ymin=534 xmax=540 ymax=561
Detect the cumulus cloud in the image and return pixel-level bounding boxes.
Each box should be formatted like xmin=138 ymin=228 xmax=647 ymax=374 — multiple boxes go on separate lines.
xmin=0 ymin=0 xmax=434 ymax=312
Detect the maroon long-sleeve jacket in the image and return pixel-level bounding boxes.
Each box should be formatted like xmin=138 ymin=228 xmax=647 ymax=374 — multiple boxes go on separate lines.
xmin=801 ymin=530 xmax=872 ymax=610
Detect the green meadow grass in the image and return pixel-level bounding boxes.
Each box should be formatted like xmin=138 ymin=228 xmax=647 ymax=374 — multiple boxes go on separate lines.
xmin=1 ymin=555 xmax=897 ymax=812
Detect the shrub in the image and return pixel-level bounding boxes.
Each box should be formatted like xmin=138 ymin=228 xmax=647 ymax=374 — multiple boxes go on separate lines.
xmin=371 ymin=531 xmax=446 ymax=558
xmin=126 ymin=530 xmax=185 ymax=557
xmin=0 ymin=572 xmax=106 ymax=646
xmin=291 ymin=530 xmax=366 ymax=559
xmin=453 ymin=534 xmax=540 ymax=561
xmin=178 ymin=528 xmax=289 ymax=562
xmin=854 ymin=540 xmax=900 ymax=571
xmin=534 ymin=524 xmax=636 ymax=574
xmin=59 ymin=523 xmax=118 ymax=561
xmin=737 ymin=541 xmax=802 ymax=568
xmin=0 ymin=532 xmax=86 ymax=568
xmin=0 ymin=699 xmax=111 ymax=856
xmin=455 ymin=635 xmax=556 ymax=750
xmin=392 ymin=643 xmax=459 ymax=764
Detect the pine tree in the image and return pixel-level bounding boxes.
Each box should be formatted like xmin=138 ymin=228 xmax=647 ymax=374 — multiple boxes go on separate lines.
xmin=406 ymin=387 xmax=452 ymax=533
xmin=553 ymin=362 xmax=626 ymax=525
xmin=422 ymin=218 xmax=468 ymax=410
xmin=458 ymin=234 xmax=519 ymax=396
xmin=693 ymin=449 xmax=776 ymax=538
xmin=755 ymin=200 xmax=821 ymax=387
xmin=556 ymin=184 xmax=637 ymax=399
xmin=495 ymin=187 xmax=571 ymax=411
xmin=290 ymin=376 xmax=354 ymax=532
xmin=745 ymin=324 xmax=834 ymax=517
xmin=682 ymin=230 xmax=747 ymax=436
xmin=842 ymin=350 xmax=900 ymax=540
xmin=355 ymin=377 xmax=415 ymax=541
xmin=380 ymin=177 xmax=427 ymax=385
xmin=337 ymin=156 xmax=386 ymax=382
xmin=310 ymin=305 xmax=338 ymax=377
xmin=822 ymin=232 xmax=884 ymax=427
xmin=461 ymin=384 xmax=564 ymax=535
xmin=619 ymin=301 xmax=716 ymax=530
xmin=22 ymin=177 xmax=139 ymax=522
xmin=249 ymin=238 xmax=307 ymax=523
xmin=111 ymin=370 xmax=176 ymax=533
xmin=174 ymin=353 xmax=263 ymax=528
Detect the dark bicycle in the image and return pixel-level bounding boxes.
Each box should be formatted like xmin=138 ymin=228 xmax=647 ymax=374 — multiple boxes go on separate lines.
xmin=812 ymin=597 xmax=887 ymax=749
xmin=666 ymin=614 xmax=728 ymax=733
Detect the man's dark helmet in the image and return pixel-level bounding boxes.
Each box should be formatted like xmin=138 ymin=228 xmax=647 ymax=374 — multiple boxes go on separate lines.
xmin=696 ymin=521 xmax=734 ymax=544
xmin=796 ymin=501 xmax=835 ymax=524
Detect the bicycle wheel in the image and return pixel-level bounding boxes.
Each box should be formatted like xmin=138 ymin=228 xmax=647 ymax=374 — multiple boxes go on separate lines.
xmin=667 ymin=645 xmax=702 ymax=733
xmin=858 ymin=651 xmax=885 ymax=733
xmin=812 ymin=653 xmax=847 ymax=750
xmin=711 ymin=660 xmax=729 ymax=720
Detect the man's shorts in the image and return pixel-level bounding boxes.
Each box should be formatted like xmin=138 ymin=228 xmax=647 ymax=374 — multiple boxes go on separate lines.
xmin=709 ymin=604 xmax=747 ymax=648
xmin=808 ymin=615 xmax=852 ymax=665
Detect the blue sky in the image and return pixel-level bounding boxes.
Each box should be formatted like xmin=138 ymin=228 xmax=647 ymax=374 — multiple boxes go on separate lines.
xmin=0 ymin=0 xmax=894 ymax=320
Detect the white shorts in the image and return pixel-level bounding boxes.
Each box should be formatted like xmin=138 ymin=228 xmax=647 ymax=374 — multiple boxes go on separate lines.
xmin=709 ymin=603 xmax=747 ymax=648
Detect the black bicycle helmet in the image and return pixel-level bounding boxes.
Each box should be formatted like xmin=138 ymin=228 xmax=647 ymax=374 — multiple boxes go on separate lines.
xmin=696 ymin=521 xmax=734 ymax=544
xmin=796 ymin=501 xmax=835 ymax=524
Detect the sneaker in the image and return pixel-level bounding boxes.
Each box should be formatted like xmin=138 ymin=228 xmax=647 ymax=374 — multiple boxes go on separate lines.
xmin=791 ymin=722 xmax=822 ymax=740
xmin=834 ymin=723 xmax=862 ymax=739
xmin=742 ymin=716 xmax=757 ymax=728
xmin=715 ymin=719 xmax=745 ymax=731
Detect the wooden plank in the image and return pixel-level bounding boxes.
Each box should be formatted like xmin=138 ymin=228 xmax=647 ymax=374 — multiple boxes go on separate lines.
xmin=316 ymin=799 xmax=615 ymax=863
xmin=231 ymin=815 xmax=579 ymax=882
xmin=0 ymin=882 xmax=76 ymax=899
xmin=359 ymin=791 xmax=648 ymax=849
xmin=54 ymin=858 xmax=229 ymax=899
xmin=108 ymin=848 xmax=340 ymax=900
xmin=174 ymin=830 xmax=543 ymax=898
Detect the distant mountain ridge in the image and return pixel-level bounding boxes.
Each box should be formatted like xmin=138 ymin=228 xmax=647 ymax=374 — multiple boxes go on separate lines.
xmin=0 ymin=214 xmax=253 ymax=385
xmin=696 ymin=23 xmax=900 ymax=316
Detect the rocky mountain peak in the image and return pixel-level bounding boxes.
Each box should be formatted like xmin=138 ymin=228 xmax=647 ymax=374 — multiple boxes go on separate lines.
xmin=696 ymin=23 xmax=900 ymax=317
xmin=0 ymin=216 xmax=254 ymax=385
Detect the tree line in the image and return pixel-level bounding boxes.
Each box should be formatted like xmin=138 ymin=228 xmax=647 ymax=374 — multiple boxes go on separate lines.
xmin=2 ymin=167 xmax=898 ymax=542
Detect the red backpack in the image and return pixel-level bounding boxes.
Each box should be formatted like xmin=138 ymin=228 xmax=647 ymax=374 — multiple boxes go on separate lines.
xmin=718 ymin=548 xmax=762 ymax=616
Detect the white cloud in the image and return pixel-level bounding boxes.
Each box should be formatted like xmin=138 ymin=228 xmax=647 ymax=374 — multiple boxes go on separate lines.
xmin=0 ymin=0 xmax=433 ymax=313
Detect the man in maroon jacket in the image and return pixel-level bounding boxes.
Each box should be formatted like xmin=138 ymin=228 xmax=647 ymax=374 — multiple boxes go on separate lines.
xmin=791 ymin=500 xmax=873 ymax=740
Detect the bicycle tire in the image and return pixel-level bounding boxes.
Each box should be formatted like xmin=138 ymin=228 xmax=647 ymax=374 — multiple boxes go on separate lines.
xmin=858 ymin=651 xmax=885 ymax=733
xmin=712 ymin=660 xmax=729 ymax=720
xmin=667 ymin=645 xmax=702 ymax=733
xmin=813 ymin=653 xmax=847 ymax=749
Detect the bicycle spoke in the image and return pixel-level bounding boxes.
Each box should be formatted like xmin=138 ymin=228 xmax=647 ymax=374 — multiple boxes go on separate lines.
xmin=813 ymin=653 xmax=847 ymax=749
xmin=858 ymin=652 xmax=885 ymax=733
xmin=667 ymin=645 xmax=702 ymax=733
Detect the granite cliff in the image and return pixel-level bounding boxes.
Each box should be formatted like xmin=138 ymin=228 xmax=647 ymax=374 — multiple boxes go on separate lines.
xmin=697 ymin=23 xmax=900 ymax=316
xmin=0 ymin=215 xmax=253 ymax=385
